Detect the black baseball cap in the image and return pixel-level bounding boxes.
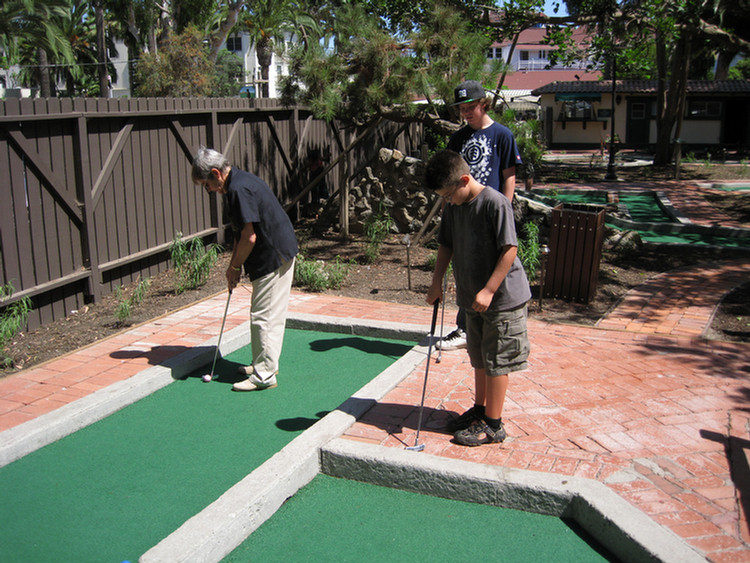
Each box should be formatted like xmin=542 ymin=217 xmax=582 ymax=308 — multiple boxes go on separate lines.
xmin=453 ymin=80 xmax=486 ymax=105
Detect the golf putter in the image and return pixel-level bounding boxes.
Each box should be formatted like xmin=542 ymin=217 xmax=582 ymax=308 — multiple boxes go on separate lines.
xmin=435 ymin=273 xmax=448 ymax=364
xmin=202 ymin=290 xmax=232 ymax=382
xmin=406 ymin=298 xmax=440 ymax=452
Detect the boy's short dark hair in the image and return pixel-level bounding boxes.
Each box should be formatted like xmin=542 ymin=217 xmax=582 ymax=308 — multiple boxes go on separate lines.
xmin=425 ymin=149 xmax=470 ymax=192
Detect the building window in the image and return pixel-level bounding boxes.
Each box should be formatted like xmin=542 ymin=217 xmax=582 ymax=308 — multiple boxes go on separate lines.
xmin=687 ymin=100 xmax=722 ymax=118
xmin=539 ymin=50 xmax=548 ymax=59
xmin=487 ymin=47 xmax=502 ymax=59
xmin=560 ymin=100 xmax=595 ymax=120
xmin=226 ymin=36 xmax=242 ymax=52
xmin=520 ymin=51 xmax=530 ymax=61
xmin=631 ymin=102 xmax=646 ymax=120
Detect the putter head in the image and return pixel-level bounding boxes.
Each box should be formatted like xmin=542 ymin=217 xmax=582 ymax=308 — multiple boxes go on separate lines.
xmin=405 ymin=443 xmax=425 ymax=452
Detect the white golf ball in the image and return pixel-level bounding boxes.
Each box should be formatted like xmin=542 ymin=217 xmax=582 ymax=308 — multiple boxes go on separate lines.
xmin=202 ymin=374 xmax=212 ymax=383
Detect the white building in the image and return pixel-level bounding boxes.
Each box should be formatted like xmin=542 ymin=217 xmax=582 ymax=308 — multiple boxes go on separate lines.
xmin=487 ymin=23 xmax=601 ymax=90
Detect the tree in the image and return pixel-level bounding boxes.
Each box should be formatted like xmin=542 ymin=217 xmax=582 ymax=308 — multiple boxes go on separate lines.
xmin=55 ymin=0 xmax=115 ymax=96
xmin=281 ymin=3 xmax=501 ymax=136
xmin=493 ymin=0 xmax=750 ymax=165
xmin=237 ymin=0 xmax=318 ymax=97
xmin=133 ymin=25 xmax=215 ymax=97
xmin=728 ymin=58 xmax=750 ymax=80
xmin=2 ymin=0 xmax=74 ymax=96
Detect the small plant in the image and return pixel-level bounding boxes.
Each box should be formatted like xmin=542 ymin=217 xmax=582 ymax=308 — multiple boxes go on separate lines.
xmin=0 ymin=282 xmax=33 ymax=368
xmin=561 ymin=169 xmax=582 ymax=181
xmin=170 ymin=232 xmax=222 ymax=294
xmin=363 ymin=203 xmax=394 ymax=264
xmin=517 ymin=221 xmax=542 ymax=283
xmin=294 ymin=254 xmax=353 ymax=291
xmin=427 ymin=252 xmax=453 ymax=278
xmin=114 ymin=277 xmax=152 ymax=324
xmin=683 ymin=151 xmax=697 ymax=163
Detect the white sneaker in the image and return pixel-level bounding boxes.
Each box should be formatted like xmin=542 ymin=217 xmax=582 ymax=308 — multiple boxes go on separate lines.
xmin=436 ymin=328 xmax=467 ymax=351
xmin=237 ymin=365 xmax=253 ymax=375
xmin=232 ymin=374 xmax=277 ymax=391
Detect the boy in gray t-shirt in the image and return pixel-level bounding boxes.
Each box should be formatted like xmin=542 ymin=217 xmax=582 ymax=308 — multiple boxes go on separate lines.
xmin=425 ymin=150 xmax=531 ymax=446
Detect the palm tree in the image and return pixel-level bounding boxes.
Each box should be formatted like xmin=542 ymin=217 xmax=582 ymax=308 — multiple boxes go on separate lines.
xmin=239 ymin=0 xmax=317 ymax=97
xmin=4 ymin=0 xmax=74 ymax=96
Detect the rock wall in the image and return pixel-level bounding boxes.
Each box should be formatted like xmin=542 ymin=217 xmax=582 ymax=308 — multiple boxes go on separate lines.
xmin=316 ymin=148 xmax=440 ymax=235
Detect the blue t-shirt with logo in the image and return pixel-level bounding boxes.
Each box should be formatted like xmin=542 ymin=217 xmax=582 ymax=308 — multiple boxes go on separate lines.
xmin=448 ymin=122 xmax=522 ymax=191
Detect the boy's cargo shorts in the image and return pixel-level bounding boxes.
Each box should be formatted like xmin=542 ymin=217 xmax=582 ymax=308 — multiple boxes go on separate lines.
xmin=465 ymin=304 xmax=529 ymax=376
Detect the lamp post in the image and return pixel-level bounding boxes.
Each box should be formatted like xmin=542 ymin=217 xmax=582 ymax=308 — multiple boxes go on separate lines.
xmin=539 ymin=244 xmax=550 ymax=311
xmin=605 ymin=55 xmax=618 ymax=181
xmin=403 ymin=234 xmax=412 ymax=291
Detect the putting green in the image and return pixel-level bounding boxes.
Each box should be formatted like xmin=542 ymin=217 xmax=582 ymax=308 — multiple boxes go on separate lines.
xmin=0 ymin=329 xmax=413 ymax=563
xmin=222 ymin=474 xmax=619 ymax=563
xmin=546 ymin=190 xmax=750 ymax=247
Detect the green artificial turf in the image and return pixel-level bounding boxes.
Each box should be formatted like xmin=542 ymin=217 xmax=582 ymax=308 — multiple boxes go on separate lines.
xmin=545 ymin=190 xmax=750 ymax=247
xmin=0 ymin=329 xmax=413 ymax=563
xmin=222 ymin=474 xmax=620 ymax=563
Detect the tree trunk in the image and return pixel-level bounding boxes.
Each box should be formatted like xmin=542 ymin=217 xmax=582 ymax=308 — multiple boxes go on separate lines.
xmin=714 ymin=50 xmax=736 ymax=80
xmin=654 ymin=37 xmax=671 ymax=166
xmin=257 ymin=37 xmax=273 ymax=98
xmin=95 ymin=1 xmax=109 ymax=98
xmin=208 ymin=1 xmax=245 ymax=62
xmin=37 ymin=47 xmax=52 ymax=98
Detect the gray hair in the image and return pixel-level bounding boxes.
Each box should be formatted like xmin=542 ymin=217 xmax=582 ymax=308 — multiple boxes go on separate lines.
xmin=191 ymin=147 xmax=230 ymax=183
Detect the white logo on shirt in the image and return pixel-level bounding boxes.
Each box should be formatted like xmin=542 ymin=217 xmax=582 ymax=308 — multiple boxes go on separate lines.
xmin=461 ymin=136 xmax=492 ymax=185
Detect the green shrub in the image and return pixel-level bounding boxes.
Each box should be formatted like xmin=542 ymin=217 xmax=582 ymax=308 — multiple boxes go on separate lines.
xmin=170 ymin=233 xmax=222 ymax=294
xmin=114 ymin=277 xmax=152 ymax=324
xmin=294 ymin=254 xmax=353 ymax=291
xmin=363 ymin=204 xmax=394 ymax=264
xmin=496 ymin=109 xmax=545 ymax=178
xmin=517 ymin=221 xmax=542 ymax=283
xmin=427 ymin=252 xmax=453 ymax=278
xmin=0 ymin=283 xmax=33 ymax=368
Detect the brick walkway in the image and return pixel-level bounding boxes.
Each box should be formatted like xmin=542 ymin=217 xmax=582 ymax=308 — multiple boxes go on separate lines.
xmin=2 ymin=178 xmax=749 ymax=562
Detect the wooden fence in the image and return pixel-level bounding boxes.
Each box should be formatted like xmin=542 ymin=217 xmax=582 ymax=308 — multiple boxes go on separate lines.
xmin=0 ymin=97 xmax=423 ymax=329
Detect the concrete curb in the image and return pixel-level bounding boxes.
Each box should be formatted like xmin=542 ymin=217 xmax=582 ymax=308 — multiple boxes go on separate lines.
xmin=321 ymin=438 xmax=709 ymax=563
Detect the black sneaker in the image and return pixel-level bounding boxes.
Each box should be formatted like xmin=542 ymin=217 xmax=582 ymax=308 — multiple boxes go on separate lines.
xmin=454 ymin=419 xmax=507 ymax=447
xmin=447 ymin=406 xmax=483 ymax=433
xmin=436 ymin=328 xmax=467 ymax=351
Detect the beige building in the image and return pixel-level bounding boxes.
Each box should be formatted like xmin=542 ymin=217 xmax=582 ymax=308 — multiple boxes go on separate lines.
xmin=532 ymin=80 xmax=750 ymax=151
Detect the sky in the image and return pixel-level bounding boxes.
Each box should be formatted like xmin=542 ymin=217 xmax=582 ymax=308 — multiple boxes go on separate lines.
xmin=542 ymin=0 xmax=569 ymax=16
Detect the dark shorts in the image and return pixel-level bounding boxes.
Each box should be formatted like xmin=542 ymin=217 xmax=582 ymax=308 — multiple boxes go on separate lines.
xmin=465 ymin=305 xmax=530 ymax=376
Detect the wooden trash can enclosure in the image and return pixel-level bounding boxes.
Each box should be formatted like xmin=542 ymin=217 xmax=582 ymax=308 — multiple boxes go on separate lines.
xmin=542 ymin=203 xmax=605 ymax=303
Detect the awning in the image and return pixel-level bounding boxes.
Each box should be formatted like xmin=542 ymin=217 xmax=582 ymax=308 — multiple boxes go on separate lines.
xmin=555 ymin=93 xmax=602 ymax=101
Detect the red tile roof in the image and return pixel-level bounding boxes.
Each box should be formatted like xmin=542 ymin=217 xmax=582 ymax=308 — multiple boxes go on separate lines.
xmin=501 ymin=69 xmax=602 ymax=90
